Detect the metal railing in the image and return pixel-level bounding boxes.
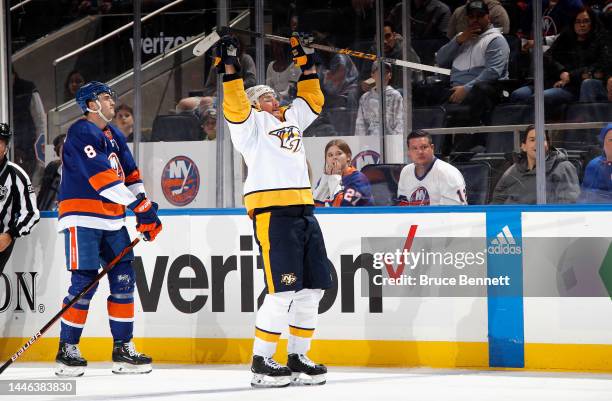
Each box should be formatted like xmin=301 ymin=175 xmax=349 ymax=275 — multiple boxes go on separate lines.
xmin=52 ymin=0 xmax=186 ymax=66
xmin=427 ymin=122 xmax=607 ymax=151
xmin=47 ymin=8 xmax=251 ymax=140
xmin=10 ymin=0 xmax=33 ymax=12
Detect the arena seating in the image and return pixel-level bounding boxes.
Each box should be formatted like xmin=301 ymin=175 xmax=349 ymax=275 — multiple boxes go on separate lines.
xmin=360 ymin=163 xmax=404 ymax=206
xmin=454 ymin=161 xmax=492 ymax=205
xmin=485 ymin=104 xmax=534 ymax=153
xmin=562 ymin=103 xmax=612 ymax=150
xmin=150 ymin=114 xmax=203 ymax=142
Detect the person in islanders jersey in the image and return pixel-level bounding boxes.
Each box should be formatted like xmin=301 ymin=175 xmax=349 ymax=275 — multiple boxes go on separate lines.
xmin=397 ymin=130 xmax=468 ymax=206
xmin=312 ymin=139 xmax=374 ymax=206
xmin=219 ymin=32 xmax=333 ymax=387
xmin=55 ymin=81 xmax=162 ymax=377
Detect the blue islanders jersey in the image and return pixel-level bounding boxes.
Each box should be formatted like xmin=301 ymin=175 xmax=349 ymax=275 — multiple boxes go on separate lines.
xmin=58 ymin=119 xmax=144 ymax=231
xmin=314 ymin=167 xmax=374 ymax=207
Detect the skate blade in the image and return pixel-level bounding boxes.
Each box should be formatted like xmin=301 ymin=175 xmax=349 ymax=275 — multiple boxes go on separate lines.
xmin=251 ymin=373 xmax=291 ymax=388
xmin=290 ymin=372 xmax=326 ymax=386
xmin=55 ymin=363 xmax=85 ymax=377
xmin=112 ymin=362 xmax=152 ymax=374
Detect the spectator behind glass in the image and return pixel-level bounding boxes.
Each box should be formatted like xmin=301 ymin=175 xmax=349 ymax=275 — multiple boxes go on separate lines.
xmin=37 ymin=134 xmax=65 ymax=211
xmin=175 ymin=96 xmax=216 ymax=140
xmin=312 ymin=139 xmax=374 ymax=207
xmin=70 ymin=0 xmax=113 ymax=16
xmin=433 ymin=0 xmax=510 ymax=140
xmin=113 ymin=104 xmax=151 ymax=142
xmin=604 ymin=1 xmax=612 ymax=30
xmin=10 ymin=69 xmax=46 ymax=187
xmin=202 ymin=108 xmax=217 ymax=140
xmin=113 ymin=104 xmax=134 ymax=140
xmin=511 ymin=7 xmax=611 ymax=105
xmin=175 ymin=96 xmax=215 ymax=116
xmin=266 ymin=28 xmax=301 ymax=105
xmin=388 ymin=0 xmax=451 ymax=40
xmin=290 ymin=15 xmax=299 ymax=32
xmin=447 ymin=0 xmax=511 ymax=38
xmin=388 ymin=0 xmax=451 ymax=64
xmin=63 ymin=70 xmax=85 ymax=103
xmin=520 ymin=0 xmax=584 ymax=46
xmin=397 ymin=130 xmax=468 ymax=206
xmin=491 ymin=125 xmax=580 ymax=204
xmin=322 ymin=54 xmax=360 ymax=108
xmin=579 ymin=123 xmax=612 ymax=203
xmin=355 ymin=61 xmax=404 ymax=136
xmin=359 ymin=20 xmax=422 ymax=92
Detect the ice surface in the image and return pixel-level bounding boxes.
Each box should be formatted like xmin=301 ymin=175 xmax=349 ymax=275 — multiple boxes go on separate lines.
xmin=2 ymin=363 xmax=612 ymax=401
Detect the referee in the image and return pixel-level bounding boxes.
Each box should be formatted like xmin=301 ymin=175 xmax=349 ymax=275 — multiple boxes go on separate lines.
xmin=0 ymin=122 xmax=40 ymax=271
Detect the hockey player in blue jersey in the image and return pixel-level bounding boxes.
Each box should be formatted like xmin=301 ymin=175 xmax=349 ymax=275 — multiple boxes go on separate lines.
xmin=313 ymin=139 xmax=374 ymax=207
xmin=55 ymin=81 xmax=162 ymax=377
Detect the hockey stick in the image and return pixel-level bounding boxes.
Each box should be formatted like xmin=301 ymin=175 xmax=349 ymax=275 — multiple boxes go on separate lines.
xmin=193 ymin=30 xmax=221 ymax=57
xmin=0 ymin=237 xmax=140 ymax=375
xmin=192 ymin=9 xmax=251 ymax=56
xmin=194 ymin=26 xmax=451 ymax=76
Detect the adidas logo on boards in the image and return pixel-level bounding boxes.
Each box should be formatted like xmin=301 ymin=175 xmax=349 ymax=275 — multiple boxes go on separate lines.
xmin=488 ymin=225 xmax=522 ymax=255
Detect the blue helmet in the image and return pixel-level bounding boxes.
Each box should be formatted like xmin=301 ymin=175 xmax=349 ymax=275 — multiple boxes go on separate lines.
xmin=75 ymin=81 xmax=116 ymax=113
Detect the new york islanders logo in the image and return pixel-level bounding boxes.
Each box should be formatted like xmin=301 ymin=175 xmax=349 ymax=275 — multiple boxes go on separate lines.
xmin=409 ymin=186 xmax=430 ymax=206
xmin=161 ymin=156 xmax=200 ymax=206
xmin=268 ymin=126 xmax=302 ymax=152
xmin=108 ymin=153 xmax=125 ymax=181
xmin=351 ymin=149 xmax=381 ymax=171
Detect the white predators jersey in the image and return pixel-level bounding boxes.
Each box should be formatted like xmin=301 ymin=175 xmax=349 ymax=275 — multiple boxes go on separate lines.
xmin=223 ymin=74 xmax=324 ymax=215
xmin=397 ymin=158 xmax=467 ymax=206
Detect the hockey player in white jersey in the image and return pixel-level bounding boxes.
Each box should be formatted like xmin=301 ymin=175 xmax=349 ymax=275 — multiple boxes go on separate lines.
xmin=397 ymin=130 xmax=468 ymax=206
xmin=218 ymin=32 xmax=332 ymax=387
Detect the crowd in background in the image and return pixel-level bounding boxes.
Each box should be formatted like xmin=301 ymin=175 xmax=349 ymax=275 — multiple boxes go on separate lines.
xmin=6 ymin=0 xmax=612 ymax=209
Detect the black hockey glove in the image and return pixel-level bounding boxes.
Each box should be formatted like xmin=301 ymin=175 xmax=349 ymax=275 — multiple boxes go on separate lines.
xmin=214 ymin=35 xmax=241 ymax=74
xmin=290 ymin=32 xmax=315 ymax=72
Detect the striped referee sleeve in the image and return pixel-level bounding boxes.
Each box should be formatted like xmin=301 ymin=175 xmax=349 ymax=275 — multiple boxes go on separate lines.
xmin=8 ymin=163 xmax=40 ymax=238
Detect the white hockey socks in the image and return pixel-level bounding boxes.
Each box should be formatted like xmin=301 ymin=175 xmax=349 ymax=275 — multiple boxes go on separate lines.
xmin=253 ymin=291 xmax=294 ymax=357
xmin=288 ymin=289 xmax=322 ymax=355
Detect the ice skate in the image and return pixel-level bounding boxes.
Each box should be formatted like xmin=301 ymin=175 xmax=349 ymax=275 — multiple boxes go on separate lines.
xmin=250 ymin=355 xmax=291 ymax=388
xmin=287 ymin=353 xmax=327 ymax=385
xmin=55 ymin=343 xmax=87 ymax=377
xmin=111 ymin=341 xmax=152 ymax=374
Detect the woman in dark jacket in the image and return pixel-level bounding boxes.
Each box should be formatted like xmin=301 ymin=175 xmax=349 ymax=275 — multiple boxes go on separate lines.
xmin=491 ymin=125 xmax=580 ymax=204
xmin=511 ymin=7 xmax=611 ymax=105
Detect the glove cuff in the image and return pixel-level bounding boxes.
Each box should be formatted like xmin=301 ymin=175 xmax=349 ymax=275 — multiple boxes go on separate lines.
xmin=216 ymin=57 xmax=242 ymax=74
xmin=296 ymin=53 xmax=315 ymax=72
xmin=128 ymin=194 xmax=150 ymax=213
xmin=227 ymin=57 xmax=242 ymax=73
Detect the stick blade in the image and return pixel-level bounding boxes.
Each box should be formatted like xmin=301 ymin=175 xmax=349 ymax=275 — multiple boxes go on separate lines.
xmin=193 ymin=31 xmax=221 ymax=56
xmin=393 ymin=59 xmax=451 ymax=76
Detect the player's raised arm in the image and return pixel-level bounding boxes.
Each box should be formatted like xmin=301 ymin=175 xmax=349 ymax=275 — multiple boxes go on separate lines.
xmin=218 ymin=35 xmax=251 ymax=124
xmin=286 ymin=32 xmax=324 ymax=130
